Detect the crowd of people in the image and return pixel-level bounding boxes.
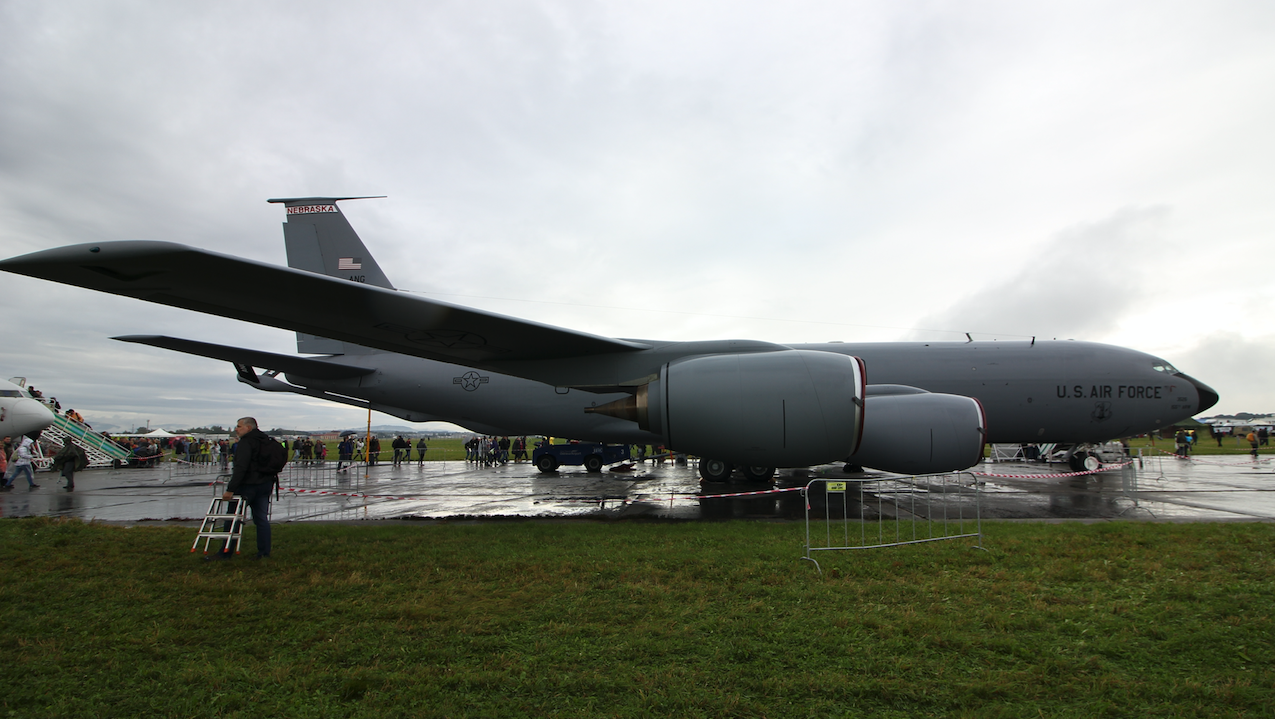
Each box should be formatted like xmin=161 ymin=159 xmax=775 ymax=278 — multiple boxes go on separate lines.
xmin=0 ymin=435 xmax=38 ymax=490
xmin=389 ymin=435 xmax=430 ymax=467
xmin=463 ymin=436 xmax=531 ymax=466
xmin=1173 ymin=429 xmax=1197 ymax=456
xmin=1 ymin=433 xmax=88 ymax=491
xmin=12 ymin=377 xmax=682 ymax=487
xmin=288 ymin=436 xmax=330 ymax=464
xmin=458 ymin=436 xmax=674 ymax=467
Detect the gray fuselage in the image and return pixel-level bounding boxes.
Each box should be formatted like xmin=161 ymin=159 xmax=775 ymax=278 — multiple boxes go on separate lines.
xmin=280 ymin=339 xmax=1213 ymax=445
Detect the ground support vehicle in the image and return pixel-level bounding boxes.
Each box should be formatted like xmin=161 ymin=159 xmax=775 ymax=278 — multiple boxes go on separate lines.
xmin=533 ymin=443 xmax=630 ymax=473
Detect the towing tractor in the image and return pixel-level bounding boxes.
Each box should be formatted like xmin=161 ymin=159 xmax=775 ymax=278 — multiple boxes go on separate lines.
xmin=533 ymin=442 xmax=630 ymax=473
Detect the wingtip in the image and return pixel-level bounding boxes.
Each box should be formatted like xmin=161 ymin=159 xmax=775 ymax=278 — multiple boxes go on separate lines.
xmin=0 ymin=243 xmax=100 ymax=274
xmin=3 ymin=240 xmax=188 ymax=263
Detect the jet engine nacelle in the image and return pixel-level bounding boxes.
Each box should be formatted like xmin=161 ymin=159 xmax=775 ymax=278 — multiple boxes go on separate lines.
xmin=848 ymin=393 xmax=986 ymax=475
xmin=590 ymin=350 xmax=865 ymax=468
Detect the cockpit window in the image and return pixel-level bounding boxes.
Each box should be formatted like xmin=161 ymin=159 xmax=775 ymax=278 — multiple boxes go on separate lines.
xmin=0 ymin=390 xmax=22 ymax=397
xmin=1151 ymin=360 xmax=1178 ymax=374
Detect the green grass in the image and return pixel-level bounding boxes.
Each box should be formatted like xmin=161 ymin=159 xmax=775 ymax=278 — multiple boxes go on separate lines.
xmin=306 ymin=437 xmax=474 ymax=463
xmin=1122 ymin=435 xmax=1274 ymax=457
xmin=2 ymin=518 xmax=1272 ymax=717
xmin=981 ymin=436 xmax=1275 ymax=459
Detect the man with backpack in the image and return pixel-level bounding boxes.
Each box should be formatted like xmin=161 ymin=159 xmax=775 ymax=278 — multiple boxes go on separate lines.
xmin=206 ymin=416 xmax=285 ymax=561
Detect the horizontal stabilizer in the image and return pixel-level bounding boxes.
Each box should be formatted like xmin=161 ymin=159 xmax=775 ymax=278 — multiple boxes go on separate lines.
xmin=1 ymin=241 xmax=650 ymax=366
xmin=113 ymin=335 xmax=375 ymax=380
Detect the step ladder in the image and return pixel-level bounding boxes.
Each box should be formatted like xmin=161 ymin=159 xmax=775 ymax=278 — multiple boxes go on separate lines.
xmin=191 ymin=496 xmax=248 ymax=556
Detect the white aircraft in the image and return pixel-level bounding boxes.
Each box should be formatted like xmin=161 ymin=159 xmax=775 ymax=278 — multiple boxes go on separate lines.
xmin=0 ymin=378 xmax=56 ymax=439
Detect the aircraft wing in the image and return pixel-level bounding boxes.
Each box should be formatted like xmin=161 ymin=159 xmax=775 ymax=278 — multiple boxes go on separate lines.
xmin=1 ymin=241 xmax=650 ymax=364
xmin=113 ymin=335 xmax=375 ymax=380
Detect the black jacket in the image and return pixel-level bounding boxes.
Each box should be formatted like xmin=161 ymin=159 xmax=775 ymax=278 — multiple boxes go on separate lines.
xmin=228 ymin=428 xmax=275 ymax=493
xmin=52 ymin=443 xmax=88 ymax=473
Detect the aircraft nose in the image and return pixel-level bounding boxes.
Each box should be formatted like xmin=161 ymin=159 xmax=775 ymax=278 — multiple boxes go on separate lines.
xmin=8 ymin=399 xmax=56 ymax=437
xmin=1179 ymin=373 xmax=1219 ymax=414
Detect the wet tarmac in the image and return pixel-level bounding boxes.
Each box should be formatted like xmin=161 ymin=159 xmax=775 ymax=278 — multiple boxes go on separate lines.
xmin=3 ymin=451 xmax=1273 ymax=525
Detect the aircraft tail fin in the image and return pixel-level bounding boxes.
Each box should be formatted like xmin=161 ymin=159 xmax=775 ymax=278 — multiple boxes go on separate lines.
xmin=269 ymin=196 xmax=390 ymax=355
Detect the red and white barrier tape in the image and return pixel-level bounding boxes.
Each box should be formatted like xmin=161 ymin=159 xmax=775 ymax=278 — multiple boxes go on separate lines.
xmin=972 ymin=459 xmax=1136 ymax=479
xmin=697 ymin=487 xmax=804 ymax=499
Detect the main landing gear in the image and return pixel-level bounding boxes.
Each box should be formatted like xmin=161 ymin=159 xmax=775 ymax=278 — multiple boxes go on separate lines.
xmin=697 ymin=459 xmax=775 ymax=483
xmin=698 ymin=458 xmax=732 ymax=482
xmin=739 ymin=466 xmax=775 ymax=482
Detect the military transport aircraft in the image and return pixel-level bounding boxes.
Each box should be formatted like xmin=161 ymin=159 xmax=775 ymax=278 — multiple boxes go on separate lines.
xmin=0 ymin=198 xmax=1218 ymax=480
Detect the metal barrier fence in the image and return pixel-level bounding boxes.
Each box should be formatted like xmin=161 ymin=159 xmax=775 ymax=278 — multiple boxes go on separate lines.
xmin=803 ymin=472 xmax=983 ymax=573
xmin=167 ymin=459 xmax=225 ymax=480
xmin=279 ymin=461 xmax=367 ymax=491
xmin=166 ymin=458 xmax=371 ymax=486
xmin=196 ymin=463 xmax=372 ymax=512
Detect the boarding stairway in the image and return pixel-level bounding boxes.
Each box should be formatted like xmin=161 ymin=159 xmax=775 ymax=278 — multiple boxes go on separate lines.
xmin=39 ymin=414 xmax=131 ymax=468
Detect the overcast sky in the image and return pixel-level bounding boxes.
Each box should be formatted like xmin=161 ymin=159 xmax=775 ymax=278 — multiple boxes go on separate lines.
xmin=2 ymin=1 xmax=1272 ymax=431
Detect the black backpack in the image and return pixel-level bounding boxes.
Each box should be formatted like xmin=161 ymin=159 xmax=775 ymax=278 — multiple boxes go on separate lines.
xmin=254 ymin=435 xmax=289 ymax=476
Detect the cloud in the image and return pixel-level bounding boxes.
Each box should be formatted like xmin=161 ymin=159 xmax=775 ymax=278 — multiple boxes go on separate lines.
xmin=1169 ymin=332 xmax=1275 ymax=416
xmin=905 ymin=206 xmax=1171 ymax=341
xmin=3 ymin=1 xmax=1275 ymax=427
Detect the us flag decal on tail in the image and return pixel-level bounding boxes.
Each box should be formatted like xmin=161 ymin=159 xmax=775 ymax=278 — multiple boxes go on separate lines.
xmin=338 ymin=257 xmax=362 ymax=270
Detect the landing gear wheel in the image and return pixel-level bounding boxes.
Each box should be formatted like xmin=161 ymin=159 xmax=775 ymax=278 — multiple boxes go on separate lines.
xmin=536 ymin=454 xmax=559 ymax=473
xmin=739 ymin=466 xmax=775 ymax=482
xmin=1068 ymin=451 xmax=1098 ymax=472
xmin=583 ymin=454 xmax=604 ymax=473
xmin=698 ymin=458 xmax=733 ymax=482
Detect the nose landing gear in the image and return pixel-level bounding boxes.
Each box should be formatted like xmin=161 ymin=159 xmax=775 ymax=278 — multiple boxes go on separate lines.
xmin=1068 ymin=450 xmax=1099 ymax=472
